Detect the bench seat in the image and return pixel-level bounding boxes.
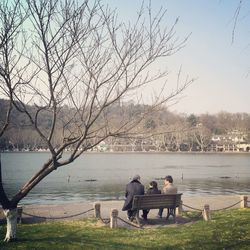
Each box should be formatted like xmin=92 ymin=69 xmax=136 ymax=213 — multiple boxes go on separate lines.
xmin=131 ymin=193 xmax=182 ymax=226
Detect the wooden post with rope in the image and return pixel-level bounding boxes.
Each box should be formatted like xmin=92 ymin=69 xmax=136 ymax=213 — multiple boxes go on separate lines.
xmin=202 ymin=204 xmax=210 ymax=221
xmin=110 ymin=209 xmax=118 ymax=228
xmin=94 ymin=203 xmax=101 ymax=218
xmin=240 ymin=196 xmax=248 ymax=208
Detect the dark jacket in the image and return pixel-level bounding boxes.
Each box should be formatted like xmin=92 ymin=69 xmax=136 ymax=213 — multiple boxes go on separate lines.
xmin=122 ymin=180 xmax=144 ymax=211
xmin=146 ymin=187 xmax=161 ymax=195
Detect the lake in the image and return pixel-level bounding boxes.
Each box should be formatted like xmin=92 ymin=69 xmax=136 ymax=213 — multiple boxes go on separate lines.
xmin=1 ymin=152 xmax=250 ymax=205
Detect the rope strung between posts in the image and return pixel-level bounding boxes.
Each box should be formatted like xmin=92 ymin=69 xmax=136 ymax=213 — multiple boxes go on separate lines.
xmin=182 ymin=199 xmax=243 ymax=213
xmin=97 ymin=214 xmax=141 ymax=228
xmin=210 ymin=200 xmax=242 ymax=212
xmin=98 ymin=214 xmax=141 ymax=228
xmin=117 ymin=216 xmax=142 ymax=229
xmin=22 ymin=208 xmax=94 ymax=220
xmin=183 ymin=211 xmax=203 ymax=218
xmin=182 ymin=203 xmax=203 ymax=211
xmin=99 ymin=216 xmax=110 ymax=225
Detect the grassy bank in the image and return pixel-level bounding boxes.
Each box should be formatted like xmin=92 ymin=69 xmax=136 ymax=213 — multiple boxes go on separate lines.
xmin=0 ymin=209 xmax=250 ymax=250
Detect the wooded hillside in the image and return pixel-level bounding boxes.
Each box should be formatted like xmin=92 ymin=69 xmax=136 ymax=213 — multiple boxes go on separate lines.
xmin=1 ymin=98 xmax=249 ymax=152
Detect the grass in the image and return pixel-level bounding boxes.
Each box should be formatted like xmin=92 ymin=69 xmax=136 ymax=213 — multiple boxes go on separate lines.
xmin=0 ymin=209 xmax=250 ymax=250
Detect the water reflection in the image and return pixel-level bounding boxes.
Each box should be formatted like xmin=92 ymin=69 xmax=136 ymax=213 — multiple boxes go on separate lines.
xmin=177 ymin=178 xmax=250 ymax=196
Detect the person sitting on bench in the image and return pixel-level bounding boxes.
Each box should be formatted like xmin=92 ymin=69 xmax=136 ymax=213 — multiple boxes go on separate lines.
xmin=157 ymin=175 xmax=177 ymax=218
xmin=141 ymin=180 xmax=161 ymax=220
xmin=122 ymin=174 xmax=145 ymax=221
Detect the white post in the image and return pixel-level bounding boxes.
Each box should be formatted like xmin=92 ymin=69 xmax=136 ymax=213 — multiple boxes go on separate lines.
xmin=110 ymin=209 xmax=118 ymax=229
xmin=240 ymin=196 xmax=248 ymax=208
xmin=202 ymin=204 xmax=210 ymax=221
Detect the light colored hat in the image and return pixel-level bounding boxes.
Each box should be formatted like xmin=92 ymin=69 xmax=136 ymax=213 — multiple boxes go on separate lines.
xmin=132 ymin=174 xmax=140 ymax=181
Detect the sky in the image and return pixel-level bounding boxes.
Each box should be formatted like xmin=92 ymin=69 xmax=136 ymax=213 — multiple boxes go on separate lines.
xmin=105 ymin=0 xmax=250 ymax=115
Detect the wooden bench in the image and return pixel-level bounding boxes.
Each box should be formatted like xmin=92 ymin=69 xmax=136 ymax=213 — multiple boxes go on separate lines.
xmin=131 ymin=193 xmax=182 ymax=226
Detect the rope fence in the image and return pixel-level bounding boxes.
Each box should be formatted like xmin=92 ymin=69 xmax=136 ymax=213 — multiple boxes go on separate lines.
xmin=99 ymin=216 xmax=110 ymax=225
xmin=182 ymin=199 xmax=243 ymax=213
xmin=210 ymin=200 xmax=242 ymax=212
xmin=117 ymin=216 xmax=142 ymax=229
xmin=180 ymin=196 xmax=249 ymax=222
xmin=22 ymin=208 xmax=94 ymax=220
xmin=182 ymin=203 xmax=203 ymax=212
xmin=7 ymin=196 xmax=248 ymax=228
xmin=97 ymin=208 xmax=142 ymax=229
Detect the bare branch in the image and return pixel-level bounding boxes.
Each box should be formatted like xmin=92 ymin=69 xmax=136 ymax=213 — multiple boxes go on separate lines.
xmin=0 ymin=0 xmax=192 ymax=210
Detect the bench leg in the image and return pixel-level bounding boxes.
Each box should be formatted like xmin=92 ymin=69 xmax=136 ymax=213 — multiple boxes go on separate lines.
xmin=135 ymin=210 xmax=141 ymax=227
xmin=166 ymin=208 xmax=170 ymax=220
xmin=173 ymin=209 xmax=176 ymax=223
xmin=166 ymin=208 xmax=176 ymax=222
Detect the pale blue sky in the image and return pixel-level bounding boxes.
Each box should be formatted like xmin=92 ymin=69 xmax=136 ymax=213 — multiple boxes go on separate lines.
xmin=105 ymin=0 xmax=250 ymax=114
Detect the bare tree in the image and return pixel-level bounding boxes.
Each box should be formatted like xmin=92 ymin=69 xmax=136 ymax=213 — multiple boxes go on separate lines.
xmin=0 ymin=0 xmax=193 ymax=242
xmin=0 ymin=0 xmax=29 ymax=241
xmin=0 ymin=0 xmax=27 ymax=136
xmin=193 ymin=123 xmax=212 ymax=152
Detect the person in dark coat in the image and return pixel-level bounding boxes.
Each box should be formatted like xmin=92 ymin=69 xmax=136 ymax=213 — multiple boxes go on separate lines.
xmin=122 ymin=174 xmax=144 ymax=220
xmin=141 ymin=181 xmax=161 ymax=220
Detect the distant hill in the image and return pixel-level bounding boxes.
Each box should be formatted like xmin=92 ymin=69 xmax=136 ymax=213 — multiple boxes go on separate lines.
xmin=0 ymin=98 xmax=249 ymax=152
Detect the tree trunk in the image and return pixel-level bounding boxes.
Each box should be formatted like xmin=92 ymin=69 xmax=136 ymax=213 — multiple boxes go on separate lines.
xmin=3 ymin=208 xmax=18 ymax=242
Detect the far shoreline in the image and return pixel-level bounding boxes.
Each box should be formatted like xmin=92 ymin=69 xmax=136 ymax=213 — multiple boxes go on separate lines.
xmin=1 ymin=150 xmax=250 ymax=155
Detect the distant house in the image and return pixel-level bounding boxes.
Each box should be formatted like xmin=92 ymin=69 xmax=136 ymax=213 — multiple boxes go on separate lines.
xmin=97 ymin=141 xmax=109 ymax=152
xmin=211 ymin=130 xmax=249 ymax=152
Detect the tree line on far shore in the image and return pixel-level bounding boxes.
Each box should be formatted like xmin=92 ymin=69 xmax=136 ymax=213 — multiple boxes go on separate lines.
xmin=1 ymin=98 xmax=249 ymax=152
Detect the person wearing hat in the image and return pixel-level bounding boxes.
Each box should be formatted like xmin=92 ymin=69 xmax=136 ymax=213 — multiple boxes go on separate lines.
xmin=122 ymin=174 xmax=145 ymax=221
xmin=157 ymin=175 xmax=177 ymax=218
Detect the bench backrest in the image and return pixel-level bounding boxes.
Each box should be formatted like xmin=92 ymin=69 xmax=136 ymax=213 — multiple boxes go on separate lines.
xmin=132 ymin=193 xmax=182 ymax=210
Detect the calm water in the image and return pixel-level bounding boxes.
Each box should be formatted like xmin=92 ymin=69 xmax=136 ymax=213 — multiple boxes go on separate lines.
xmin=1 ymin=152 xmax=250 ymax=205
